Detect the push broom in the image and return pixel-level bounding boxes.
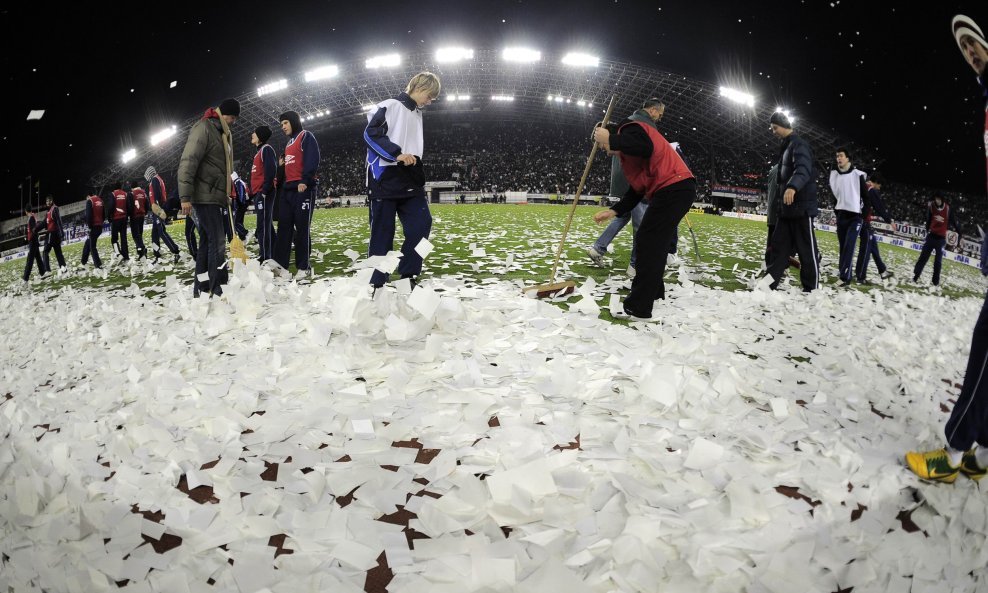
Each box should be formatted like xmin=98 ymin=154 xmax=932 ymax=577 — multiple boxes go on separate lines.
xmin=524 ymin=94 xmax=617 ymax=299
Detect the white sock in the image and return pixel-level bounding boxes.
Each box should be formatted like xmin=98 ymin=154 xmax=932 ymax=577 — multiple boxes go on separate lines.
xmin=975 ymin=447 xmax=988 ymax=468
xmin=946 ymin=447 xmax=965 ymax=466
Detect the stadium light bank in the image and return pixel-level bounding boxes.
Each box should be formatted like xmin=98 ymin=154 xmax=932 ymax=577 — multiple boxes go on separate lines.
xmin=561 ymin=52 xmax=600 ymax=67
xmin=502 ymin=47 xmax=541 ymax=63
xmin=258 ymin=79 xmax=289 ymax=97
xmin=149 ymin=125 xmax=177 ymax=146
xmin=436 ymin=48 xmax=474 ymax=63
xmin=719 ymin=87 xmax=755 ymax=108
xmin=121 ymin=148 xmax=137 ymax=164
xmin=304 ymin=65 xmax=339 ymax=82
xmin=366 ymin=54 xmax=401 ymax=69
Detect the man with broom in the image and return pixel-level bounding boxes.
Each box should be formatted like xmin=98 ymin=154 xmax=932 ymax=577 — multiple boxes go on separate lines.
xmin=592 ymin=113 xmax=696 ymax=320
xmin=178 ymin=98 xmax=240 ymax=297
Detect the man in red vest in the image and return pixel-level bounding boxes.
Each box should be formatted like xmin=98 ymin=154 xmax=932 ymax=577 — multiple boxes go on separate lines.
xmin=81 ymin=192 xmax=104 ymax=269
xmin=274 ymin=110 xmax=320 ymax=276
xmin=912 ymin=193 xmax=961 ymax=286
xmin=21 ymin=207 xmax=44 ymax=284
xmin=109 ymin=181 xmax=130 ymax=262
xmin=906 ymin=14 xmax=988 ymax=483
xmin=129 ymin=182 xmax=149 ymax=260
xmin=250 ymin=126 xmax=277 ymax=262
xmin=41 ymin=194 xmax=67 ymax=274
xmin=592 ymin=114 xmax=697 ymax=319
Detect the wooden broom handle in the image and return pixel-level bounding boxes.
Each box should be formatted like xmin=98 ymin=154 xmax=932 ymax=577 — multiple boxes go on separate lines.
xmin=548 ymin=94 xmax=618 ymax=283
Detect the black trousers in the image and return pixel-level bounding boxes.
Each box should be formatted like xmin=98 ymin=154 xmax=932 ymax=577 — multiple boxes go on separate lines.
xmin=130 ymin=217 xmax=147 ymax=259
xmin=192 ymin=205 xmax=228 ymax=297
xmin=185 ymin=216 xmax=198 ymax=260
xmin=946 ymin=288 xmax=988 ymax=451
xmin=22 ymin=241 xmax=43 ymax=281
xmin=43 ymin=233 xmax=66 ymax=273
xmin=81 ymin=225 xmax=102 ymax=268
xmin=768 ymin=215 xmax=820 ymax=291
xmin=111 ymin=219 xmax=129 ymax=260
xmin=622 ymin=178 xmax=696 ymax=317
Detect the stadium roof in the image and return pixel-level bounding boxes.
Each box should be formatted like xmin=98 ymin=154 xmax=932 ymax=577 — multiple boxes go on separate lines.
xmin=90 ymin=49 xmax=862 ymax=189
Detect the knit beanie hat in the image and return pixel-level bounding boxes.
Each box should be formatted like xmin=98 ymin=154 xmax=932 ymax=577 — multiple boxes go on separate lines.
xmin=254 ymin=126 xmax=272 ymax=144
xmin=218 ymin=98 xmax=241 ymax=117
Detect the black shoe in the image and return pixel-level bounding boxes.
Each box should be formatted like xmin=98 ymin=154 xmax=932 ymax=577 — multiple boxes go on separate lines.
xmin=839 ymin=279 xmax=852 ymax=287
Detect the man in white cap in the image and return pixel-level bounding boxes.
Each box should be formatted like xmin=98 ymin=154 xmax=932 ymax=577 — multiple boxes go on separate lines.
xmin=905 ymin=14 xmax=988 ymax=483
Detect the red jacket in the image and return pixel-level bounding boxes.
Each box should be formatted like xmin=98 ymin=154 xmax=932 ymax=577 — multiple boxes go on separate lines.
xmin=617 ymin=121 xmax=693 ymax=199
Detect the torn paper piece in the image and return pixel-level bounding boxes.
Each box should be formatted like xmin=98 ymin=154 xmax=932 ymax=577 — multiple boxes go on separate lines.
xmin=683 ymin=437 xmax=725 ymax=471
xmin=414 ymin=237 xmax=434 ymax=260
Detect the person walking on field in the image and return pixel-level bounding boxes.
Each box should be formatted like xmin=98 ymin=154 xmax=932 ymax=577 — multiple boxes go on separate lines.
xmin=905 ymin=14 xmax=988 ymax=483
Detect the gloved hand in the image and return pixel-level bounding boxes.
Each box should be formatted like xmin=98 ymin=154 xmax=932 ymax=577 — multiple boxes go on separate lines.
xmin=980 ymin=233 xmax=988 ymax=276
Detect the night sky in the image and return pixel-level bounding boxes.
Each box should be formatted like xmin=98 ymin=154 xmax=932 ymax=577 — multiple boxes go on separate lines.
xmin=1 ymin=1 xmax=986 ymax=219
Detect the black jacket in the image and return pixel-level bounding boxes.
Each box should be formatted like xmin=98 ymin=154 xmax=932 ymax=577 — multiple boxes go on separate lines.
xmin=776 ymin=133 xmax=818 ymax=219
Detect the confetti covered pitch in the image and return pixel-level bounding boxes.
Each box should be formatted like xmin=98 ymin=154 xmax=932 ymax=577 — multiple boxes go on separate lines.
xmin=1 ymin=206 xmax=987 ymax=592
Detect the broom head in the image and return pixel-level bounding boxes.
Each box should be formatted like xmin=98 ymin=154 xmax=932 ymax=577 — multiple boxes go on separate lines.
xmin=229 ymin=236 xmax=248 ymax=265
xmin=523 ymin=280 xmax=576 ymax=299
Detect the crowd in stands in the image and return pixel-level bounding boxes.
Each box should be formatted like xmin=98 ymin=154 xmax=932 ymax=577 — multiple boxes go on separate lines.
xmin=7 ymin=122 xmax=985 ymax=252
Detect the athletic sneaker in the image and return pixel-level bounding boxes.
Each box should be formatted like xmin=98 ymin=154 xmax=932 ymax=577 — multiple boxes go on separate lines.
xmin=880 ymin=270 xmax=894 ymax=280
xmin=961 ymin=450 xmax=986 ymax=482
xmin=626 ymin=265 xmax=636 ymax=279
xmin=904 ymin=448 xmax=960 ymax=483
xmin=586 ymin=246 xmax=606 ymax=267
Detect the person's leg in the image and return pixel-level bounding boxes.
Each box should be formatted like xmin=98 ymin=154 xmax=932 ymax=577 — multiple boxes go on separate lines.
xmin=914 ymin=235 xmax=934 ymax=281
xmin=274 ymin=189 xmax=297 ymax=269
xmin=767 ymin=221 xmax=795 ymax=288
xmin=159 ymin=220 xmax=179 ymax=255
xmin=835 ymin=212 xmax=849 ymax=272
xmin=42 ymin=235 xmax=53 ymax=273
xmin=82 ymin=232 xmax=92 ymax=265
xmin=265 ymin=193 xmax=277 ymax=261
xmin=23 ymin=245 xmax=35 ymax=281
xmin=234 ymin=201 xmax=248 ymax=241
xmin=368 ymin=198 xmax=399 ymax=286
xmin=593 ymin=213 xmax=631 ymax=254
xmin=622 ymin=182 xmax=694 ymax=316
xmin=629 ymin=201 xmax=647 ymax=269
xmin=192 ymin=205 xmax=227 ymax=296
xmin=90 ymin=227 xmax=102 ymax=268
xmin=765 ymin=224 xmax=776 ymax=267
xmin=293 ymin=187 xmax=313 ymax=271
xmin=185 ymin=217 xmax=198 ymax=260
xmin=395 ymin=196 xmax=433 ymax=279
xmin=255 ymin=198 xmax=266 ymax=261
xmin=932 ymin=236 xmax=946 ymax=286
xmin=855 ymin=227 xmax=870 ymax=282
xmin=794 ymin=216 xmax=821 ymax=292
xmin=871 ymin=234 xmax=887 ymax=276
xmin=838 ymin=214 xmax=862 ymax=283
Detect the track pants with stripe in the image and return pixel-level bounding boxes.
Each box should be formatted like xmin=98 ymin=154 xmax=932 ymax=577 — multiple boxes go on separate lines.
xmin=254 ymin=193 xmax=276 ymax=262
xmin=836 ymin=211 xmax=862 ymax=283
xmin=151 ymin=216 xmax=179 ymax=257
xmin=768 ymin=215 xmax=820 ymax=292
xmin=43 ymin=233 xmax=66 ymax=273
xmin=130 ymin=216 xmax=147 ymax=259
xmin=274 ymin=186 xmax=314 ymax=271
xmin=111 ymin=219 xmax=129 ymax=260
xmin=946 ymin=289 xmax=988 ymax=450
xmin=854 ymin=225 xmax=887 ymax=282
xmin=913 ymin=233 xmax=946 ymax=286
xmin=368 ymin=195 xmax=432 ymax=287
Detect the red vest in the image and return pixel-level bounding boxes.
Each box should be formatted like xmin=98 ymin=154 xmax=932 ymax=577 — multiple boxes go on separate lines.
xmin=46 ymin=206 xmax=57 ymax=232
xmin=251 ymin=145 xmax=272 ymax=195
xmin=131 ymin=188 xmax=148 ymax=217
xmin=112 ymin=190 xmax=129 ymax=221
xmin=617 ymin=122 xmax=693 ymax=199
xmin=26 ymin=215 xmax=35 ymax=242
xmin=149 ymin=175 xmax=166 ymax=205
xmin=929 ymin=202 xmax=950 ymax=237
xmin=284 ymin=130 xmax=309 ymax=183
xmin=89 ymin=195 xmax=104 ymax=226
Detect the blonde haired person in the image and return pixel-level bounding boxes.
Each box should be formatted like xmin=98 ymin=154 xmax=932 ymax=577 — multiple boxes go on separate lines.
xmin=364 ymin=72 xmax=441 ymax=292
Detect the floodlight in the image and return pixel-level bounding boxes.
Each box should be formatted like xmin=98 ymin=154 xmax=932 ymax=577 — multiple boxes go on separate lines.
xmin=258 ymin=79 xmax=288 ymax=96
xmin=121 ymin=148 xmax=136 ymax=164
xmin=149 ymin=125 xmax=177 ymax=146
xmin=436 ymin=47 xmax=474 ymax=63
xmin=502 ymin=47 xmax=541 ymax=63
xmin=554 ymin=96 xmax=564 ymax=103
xmin=491 ymin=95 xmax=514 ymax=102
xmin=366 ymin=54 xmax=401 ymax=69
xmin=719 ymin=87 xmax=755 ymax=107
xmin=305 ymin=65 xmax=339 ymax=82
xmin=562 ymin=52 xmax=600 ymax=67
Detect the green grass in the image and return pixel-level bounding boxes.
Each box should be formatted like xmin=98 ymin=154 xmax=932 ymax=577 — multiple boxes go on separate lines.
xmin=3 ymin=205 xmax=983 ymax=304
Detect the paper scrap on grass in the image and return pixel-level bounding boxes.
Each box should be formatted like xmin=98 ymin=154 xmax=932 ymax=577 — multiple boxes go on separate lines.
xmin=407 ymin=285 xmax=441 ymax=318
xmin=414 ymin=237 xmax=434 ymax=259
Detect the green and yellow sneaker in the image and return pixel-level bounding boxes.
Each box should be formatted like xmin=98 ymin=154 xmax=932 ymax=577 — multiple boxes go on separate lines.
xmin=960 ymin=450 xmax=986 ymax=482
xmin=904 ymin=449 xmax=961 ymax=483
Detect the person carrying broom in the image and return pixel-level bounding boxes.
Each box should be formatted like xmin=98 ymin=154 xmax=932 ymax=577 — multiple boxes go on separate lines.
xmin=178 ymin=98 xmax=240 ymax=297
xmin=592 ymin=113 xmax=696 ymax=320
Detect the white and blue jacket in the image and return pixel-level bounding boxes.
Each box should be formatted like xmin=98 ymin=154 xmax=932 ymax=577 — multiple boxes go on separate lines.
xmin=364 ymin=92 xmax=426 ymax=199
